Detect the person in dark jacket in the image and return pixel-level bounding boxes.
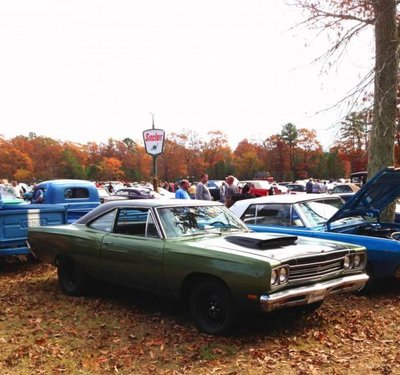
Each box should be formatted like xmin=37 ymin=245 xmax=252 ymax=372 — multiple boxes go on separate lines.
xmin=231 ymin=184 xmax=255 ymax=204
xmin=306 ymin=178 xmax=313 ymax=194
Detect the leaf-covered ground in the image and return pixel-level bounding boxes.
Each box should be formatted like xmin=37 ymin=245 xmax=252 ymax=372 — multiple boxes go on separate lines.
xmin=1 ymin=258 xmax=400 ymax=375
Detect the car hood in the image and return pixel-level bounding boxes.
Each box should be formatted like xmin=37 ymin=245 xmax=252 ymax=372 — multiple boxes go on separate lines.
xmin=188 ymin=232 xmax=353 ymax=263
xmin=327 ymin=167 xmax=400 ymax=226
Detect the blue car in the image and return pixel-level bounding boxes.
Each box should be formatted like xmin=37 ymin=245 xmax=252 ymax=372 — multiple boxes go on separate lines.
xmin=230 ymin=167 xmax=400 ymax=281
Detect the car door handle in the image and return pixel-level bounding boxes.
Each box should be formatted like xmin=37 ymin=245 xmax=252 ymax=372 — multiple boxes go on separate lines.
xmin=103 ymin=241 xmax=113 ymax=245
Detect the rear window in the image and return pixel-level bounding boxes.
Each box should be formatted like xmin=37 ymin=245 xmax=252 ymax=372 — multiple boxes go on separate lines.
xmin=64 ymin=188 xmax=89 ymax=199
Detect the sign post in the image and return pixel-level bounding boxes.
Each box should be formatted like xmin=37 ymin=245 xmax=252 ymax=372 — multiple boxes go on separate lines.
xmin=143 ymin=114 xmax=165 ymax=189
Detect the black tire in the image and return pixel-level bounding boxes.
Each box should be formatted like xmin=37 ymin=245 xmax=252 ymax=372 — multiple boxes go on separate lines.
xmin=26 ymin=253 xmax=39 ymax=263
xmin=57 ymin=257 xmax=86 ymax=296
xmin=358 ymin=262 xmax=375 ymax=295
xmin=189 ymin=280 xmax=237 ymax=335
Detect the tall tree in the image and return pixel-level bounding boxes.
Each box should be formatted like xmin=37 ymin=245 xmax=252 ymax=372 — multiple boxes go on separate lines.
xmin=168 ymin=129 xmax=204 ymax=180
xmin=368 ymin=0 xmax=398 ymax=178
xmin=337 ymin=112 xmax=370 ymax=152
xmin=263 ymin=135 xmax=290 ymax=181
xmin=296 ymin=128 xmax=323 ymax=177
xmin=158 ymin=139 xmax=188 ymax=182
xmin=291 ymin=0 xmax=398 ymax=219
xmin=233 ymin=139 xmax=264 ymax=179
xmin=280 ymin=123 xmax=298 ymax=178
xmin=202 ymin=131 xmax=233 ymax=179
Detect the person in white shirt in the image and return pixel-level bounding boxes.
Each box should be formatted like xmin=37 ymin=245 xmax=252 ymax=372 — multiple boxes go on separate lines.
xmin=11 ymin=180 xmax=23 ymax=198
xmin=320 ymin=181 xmax=328 ymax=193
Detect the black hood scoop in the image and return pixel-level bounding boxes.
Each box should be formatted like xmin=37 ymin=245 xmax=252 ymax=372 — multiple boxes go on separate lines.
xmin=225 ymin=234 xmax=298 ymax=250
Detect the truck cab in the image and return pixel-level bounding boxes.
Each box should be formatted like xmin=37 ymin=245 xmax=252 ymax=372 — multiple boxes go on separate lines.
xmin=0 ymin=179 xmax=100 ymax=257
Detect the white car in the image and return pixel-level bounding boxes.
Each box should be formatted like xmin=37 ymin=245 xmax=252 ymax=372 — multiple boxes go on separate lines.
xmin=230 ymin=193 xmax=342 ymax=226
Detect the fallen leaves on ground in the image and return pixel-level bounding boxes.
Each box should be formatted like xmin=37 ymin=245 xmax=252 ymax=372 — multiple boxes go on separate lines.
xmin=1 ymin=258 xmax=400 ymax=375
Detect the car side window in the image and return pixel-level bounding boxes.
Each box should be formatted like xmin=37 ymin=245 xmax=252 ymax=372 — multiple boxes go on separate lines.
xmin=146 ymin=212 xmax=160 ymax=238
xmin=256 ymin=204 xmax=292 ymax=226
xmin=242 ymin=204 xmax=292 ymax=226
xmin=89 ymin=210 xmax=117 ymax=232
xmin=241 ymin=204 xmax=257 ymax=223
xmin=112 ymin=208 xmax=159 ymax=238
xmin=113 ymin=208 xmax=148 ymax=236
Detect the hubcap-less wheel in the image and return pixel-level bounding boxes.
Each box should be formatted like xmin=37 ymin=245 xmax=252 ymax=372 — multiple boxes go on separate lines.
xmin=190 ymin=280 xmax=237 ymax=335
xmin=57 ymin=257 xmax=86 ymax=296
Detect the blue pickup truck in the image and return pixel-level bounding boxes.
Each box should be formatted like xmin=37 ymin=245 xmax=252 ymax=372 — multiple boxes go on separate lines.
xmin=0 ymin=179 xmax=100 ymax=257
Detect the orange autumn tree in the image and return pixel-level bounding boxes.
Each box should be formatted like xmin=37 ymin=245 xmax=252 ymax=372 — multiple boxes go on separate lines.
xmin=168 ymin=130 xmax=205 ymax=180
xmin=233 ymin=139 xmax=264 ymax=179
xmin=82 ymin=142 xmax=103 ymax=180
xmin=296 ymin=128 xmax=323 ymax=178
xmin=202 ymin=131 xmax=233 ymax=179
xmin=263 ymin=135 xmax=290 ymax=181
xmin=60 ymin=142 xmax=89 ymax=179
xmin=0 ymin=137 xmax=34 ymax=181
xmin=98 ymin=157 xmax=124 ymax=181
xmin=158 ymin=139 xmax=188 ymax=182
xmin=11 ymin=133 xmax=64 ymax=180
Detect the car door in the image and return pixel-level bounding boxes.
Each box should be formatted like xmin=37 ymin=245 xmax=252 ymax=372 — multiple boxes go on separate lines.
xmin=100 ymin=207 xmax=165 ymax=291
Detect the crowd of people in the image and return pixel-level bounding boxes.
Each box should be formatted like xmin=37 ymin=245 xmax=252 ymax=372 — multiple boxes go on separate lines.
xmin=2 ymin=175 xmax=345 ymax=207
xmin=170 ymin=173 xmax=256 ymax=208
xmin=305 ymin=178 xmax=329 ymax=194
xmin=0 ymin=180 xmax=30 ymax=199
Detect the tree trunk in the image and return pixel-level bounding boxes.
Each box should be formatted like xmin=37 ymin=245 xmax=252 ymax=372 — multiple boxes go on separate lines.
xmin=368 ymin=0 xmax=398 ymax=177
xmin=368 ymin=0 xmax=398 ymax=221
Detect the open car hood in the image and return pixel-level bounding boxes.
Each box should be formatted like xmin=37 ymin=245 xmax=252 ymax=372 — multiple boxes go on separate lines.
xmin=327 ymin=167 xmax=400 ymax=226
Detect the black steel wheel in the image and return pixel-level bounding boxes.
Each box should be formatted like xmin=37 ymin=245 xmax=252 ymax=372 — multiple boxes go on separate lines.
xmin=189 ymin=280 xmax=237 ymax=335
xmin=57 ymin=257 xmax=86 ymax=296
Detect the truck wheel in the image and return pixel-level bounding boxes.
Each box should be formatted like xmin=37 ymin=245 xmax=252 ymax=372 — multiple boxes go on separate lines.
xmin=57 ymin=257 xmax=86 ymax=296
xmin=189 ymin=280 xmax=237 ymax=335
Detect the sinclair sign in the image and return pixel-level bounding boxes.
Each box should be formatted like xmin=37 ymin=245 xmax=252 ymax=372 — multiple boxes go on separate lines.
xmin=143 ymin=128 xmax=165 ymax=156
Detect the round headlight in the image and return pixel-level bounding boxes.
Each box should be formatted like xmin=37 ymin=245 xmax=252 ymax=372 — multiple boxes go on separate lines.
xmin=271 ymin=269 xmax=278 ymax=285
xmin=343 ymin=254 xmax=352 ymax=269
xmin=279 ymin=267 xmax=288 ymax=283
xmin=353 ymin=254 xmax=362 ymax=268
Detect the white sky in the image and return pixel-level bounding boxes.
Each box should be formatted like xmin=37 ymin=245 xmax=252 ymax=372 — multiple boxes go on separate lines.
xmin=0 ymin=0 xmax=374 ymax=150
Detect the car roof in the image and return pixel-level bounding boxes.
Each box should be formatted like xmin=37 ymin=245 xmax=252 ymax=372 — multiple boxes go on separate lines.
xmin=37 ymin=179 xmax=96 ymax=187
xmin=233 ymin=193 xmax=334 ymax=205
xmin=240 ymin=180 xmax=271 ymax=188
xmin=332 ymin=183 xmax=360 ymax=189
xmin=76 ymin=199 xmax=223 ymax=224
xmin=115 ymin=187 xmax=150 ymax=192
xmin=230 ymin=194 xmax=340 ymax=217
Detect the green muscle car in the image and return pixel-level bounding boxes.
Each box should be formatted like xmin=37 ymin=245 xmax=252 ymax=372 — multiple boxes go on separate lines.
xmin=28 ymin=199 xmax=368 ymax=335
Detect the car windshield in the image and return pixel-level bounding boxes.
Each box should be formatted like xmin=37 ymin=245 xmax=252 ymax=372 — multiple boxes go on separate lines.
xmin=297 ymin=201 xmax=339 ymax=227
xmin=157 ymin=205 xmax=247 ymax=238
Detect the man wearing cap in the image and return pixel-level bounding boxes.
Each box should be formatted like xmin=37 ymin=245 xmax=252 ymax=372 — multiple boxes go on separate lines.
xmin=175 ymin=179 xmax=191 ymax=199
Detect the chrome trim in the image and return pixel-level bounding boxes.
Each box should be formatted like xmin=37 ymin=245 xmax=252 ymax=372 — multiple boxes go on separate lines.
xmin=287 ymin=251 xmax=355 ymax=282
xmin=260 ymin=273 xmax=369 ymax=312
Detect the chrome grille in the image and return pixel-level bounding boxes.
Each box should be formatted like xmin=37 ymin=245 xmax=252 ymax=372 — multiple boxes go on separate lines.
xmin=287 ymin=251 xmax=347 ymax=282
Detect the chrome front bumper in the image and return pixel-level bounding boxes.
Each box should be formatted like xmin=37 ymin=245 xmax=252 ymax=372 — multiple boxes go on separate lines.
xmin=260 ymin=273 xmax=369 ymax=312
